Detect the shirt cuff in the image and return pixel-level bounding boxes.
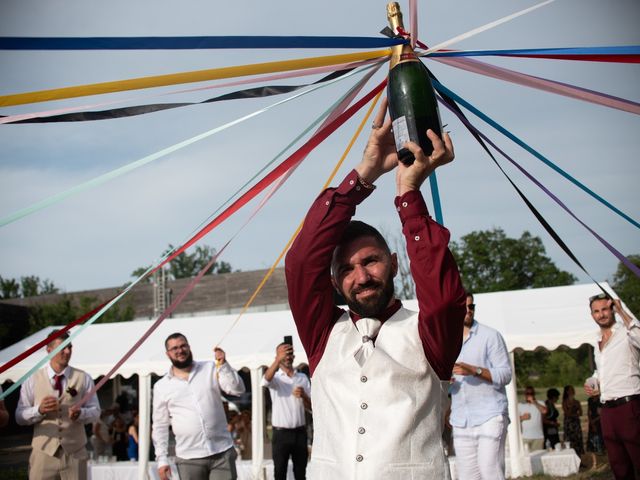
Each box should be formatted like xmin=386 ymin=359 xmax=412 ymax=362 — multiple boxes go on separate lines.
xmin=335 ymin=170 xmax=376 ymax=201
xmin=394 ymin=190 xmax=429 ymax=222
xmin=157 ymin=455 xmax=169 ymax=468
xmin=626 ymin=318 xmax=640 ymax=330
xmin=30 ymin=405 xmax=45 ymax=423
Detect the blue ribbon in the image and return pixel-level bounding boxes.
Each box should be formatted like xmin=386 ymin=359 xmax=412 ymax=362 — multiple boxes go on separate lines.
xmin=0 ymin=36 xmax=405 ymax=50
xmin=432 ymin=81 xmax=640 ymax=231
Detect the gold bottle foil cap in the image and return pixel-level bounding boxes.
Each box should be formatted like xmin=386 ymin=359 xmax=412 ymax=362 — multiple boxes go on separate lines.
xmin=387 ymin=2 xmax=404 ymax=30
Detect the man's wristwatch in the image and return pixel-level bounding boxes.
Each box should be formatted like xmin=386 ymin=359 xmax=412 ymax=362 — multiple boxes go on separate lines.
xmin=474 ymin=367 xmax=483 ymax=376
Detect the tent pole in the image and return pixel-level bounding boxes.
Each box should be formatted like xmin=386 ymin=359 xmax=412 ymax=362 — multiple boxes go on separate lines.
xmin=251 ymin=366 xmax=265 ymax=480
xmin=506 ymin=351 xmax=524 ymax=477
xmin=138 ymin=373 xmax=151 ymax=480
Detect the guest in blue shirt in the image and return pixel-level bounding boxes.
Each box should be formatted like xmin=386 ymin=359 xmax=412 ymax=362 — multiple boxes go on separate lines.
xmin=450 ymin=293 xmax=512 ymax=480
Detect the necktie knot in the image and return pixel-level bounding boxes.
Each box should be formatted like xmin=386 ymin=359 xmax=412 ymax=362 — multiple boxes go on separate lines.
xmin=54 ymin=374 xmax=64 ymax=397
xmin=354 ymin=318 xmax=382 ymax=366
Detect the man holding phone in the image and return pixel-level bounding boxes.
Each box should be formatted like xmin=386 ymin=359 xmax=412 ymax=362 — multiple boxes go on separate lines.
xmin=262 ymin=338 xmax=311 ymax=480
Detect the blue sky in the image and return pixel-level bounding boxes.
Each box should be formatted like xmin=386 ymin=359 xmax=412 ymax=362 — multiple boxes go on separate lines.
xmin=0 ymin=0 xmax=638 ymax=295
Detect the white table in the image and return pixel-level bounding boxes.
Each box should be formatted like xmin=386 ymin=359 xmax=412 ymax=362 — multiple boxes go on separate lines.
xmin=538 ymin=448 xmax=581 ymax=476
xmin=88 ymin=459 xmax=294 ymax=480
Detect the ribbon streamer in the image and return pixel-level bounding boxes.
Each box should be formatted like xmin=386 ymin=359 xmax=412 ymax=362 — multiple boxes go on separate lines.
xmin=0 ymin=49 xmax=389 ymax=107
xmin=1 ymin=68 xmax=354 ymax=124
xmin=423 ymin=0 xmax=555 ymax=55
xmin=433 ymin=56 xmax=640 ymax=115
xmin=434 ymin=81 xmax=640 ymax=278
xmin=434 ymin=90 xmax=609 ymax=293
xmin=156 ymin=79 xmax=387 ymax=271
xmin=0 ymin=69 xmax=377 ymax=377
xmin=427 ymin=45 xmax=640 ymax=63
xmin=0 ymin=65 xmax=373 ymax=227
xmin=1 ymin=79 xmax=386 ymax=400
xmin=0 ymin=57 xmax=381 ymax=124
xmin=0 ymin=36 xmax=404 ymax=51
xmin=429 ymin=81 xmax=640 ymax=231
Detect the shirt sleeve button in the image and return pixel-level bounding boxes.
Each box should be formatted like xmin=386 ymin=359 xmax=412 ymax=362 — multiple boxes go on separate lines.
xmin=325 ymin=201 xmax=330 ymax=206
xmin=414 ymin=235 xmax=420 ymax=241
xmin=349 ymin=179 xmax=355 ymax=185
xmin=402 ymin=202 xmax=408 ymax=208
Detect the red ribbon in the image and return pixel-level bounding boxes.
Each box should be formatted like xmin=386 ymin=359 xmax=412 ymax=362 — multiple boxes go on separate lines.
xmin=1 ymin=78 xmax=387 ymax=375
xmin=0 ymin=301 xmax=109 ymax=375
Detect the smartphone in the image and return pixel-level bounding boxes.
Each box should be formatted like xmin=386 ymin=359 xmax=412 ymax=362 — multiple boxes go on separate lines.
xmin=283 ymin=335 xmax=293 ymax=346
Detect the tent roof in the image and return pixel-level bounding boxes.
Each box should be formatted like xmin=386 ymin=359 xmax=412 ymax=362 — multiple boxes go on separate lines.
xmin=1 ymin=282 xmax=632 ymax=382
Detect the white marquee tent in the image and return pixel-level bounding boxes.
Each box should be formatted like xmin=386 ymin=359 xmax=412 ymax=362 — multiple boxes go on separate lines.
xmin=1 ymin=281 xmax=634 ymax=478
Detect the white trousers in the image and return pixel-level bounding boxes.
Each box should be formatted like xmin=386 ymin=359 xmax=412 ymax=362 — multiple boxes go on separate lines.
xmin=453 ymin=414 xmax=508 ymax=480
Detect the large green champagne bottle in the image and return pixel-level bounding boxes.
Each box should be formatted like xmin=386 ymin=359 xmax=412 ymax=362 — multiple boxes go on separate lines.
xmin=386 ymin=2 xmax=442 ymax=164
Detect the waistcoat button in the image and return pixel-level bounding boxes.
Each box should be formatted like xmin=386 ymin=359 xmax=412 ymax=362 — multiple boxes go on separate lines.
xmin=360 ymin=376 xmax=367 ymax=383
xmin=356 ymin=455 xmax=363 ymax=462
xmin=360 ymin=402 xmax=368 ymax=410
xmin=358 ymin=427 xmax=365 ymax=434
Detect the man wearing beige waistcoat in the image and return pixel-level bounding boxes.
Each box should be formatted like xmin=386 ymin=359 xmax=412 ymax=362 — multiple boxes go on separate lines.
xmin=16 ymin=330 xmax=100 ymax=480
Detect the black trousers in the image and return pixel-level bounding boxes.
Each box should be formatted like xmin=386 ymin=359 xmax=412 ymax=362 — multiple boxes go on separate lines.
xmin=272 ymin=427 xmax=308 ymax=480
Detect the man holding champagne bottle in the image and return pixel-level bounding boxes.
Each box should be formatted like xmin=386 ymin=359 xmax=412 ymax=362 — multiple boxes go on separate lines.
xmin=285 ymin=97 xmax=466 ymax=479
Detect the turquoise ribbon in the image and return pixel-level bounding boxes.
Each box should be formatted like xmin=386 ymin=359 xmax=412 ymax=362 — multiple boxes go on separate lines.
xmin=429 ymin=172 xmax=443 ymax=225
xmin=0 ymin=66 xmax=382 ymax=400
xmin=432 ymin=80 xmax=640 ymax=230
xmin=0 ymin=65 xmax=373 ymax=228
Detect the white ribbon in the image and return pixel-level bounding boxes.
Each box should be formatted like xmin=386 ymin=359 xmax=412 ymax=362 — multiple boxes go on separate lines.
xmin=354 ymin=318 xmax=382 ymax=367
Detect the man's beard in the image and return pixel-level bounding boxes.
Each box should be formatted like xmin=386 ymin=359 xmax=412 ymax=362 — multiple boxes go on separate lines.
xmin=170 ymin=351 xmax=193 ymax=369
xmin=344 ymin=276 xmax=395 ymax=318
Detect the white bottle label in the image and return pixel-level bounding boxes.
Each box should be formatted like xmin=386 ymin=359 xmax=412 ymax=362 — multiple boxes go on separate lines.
xmin=392 ymin=116 xmax=411 ymax=151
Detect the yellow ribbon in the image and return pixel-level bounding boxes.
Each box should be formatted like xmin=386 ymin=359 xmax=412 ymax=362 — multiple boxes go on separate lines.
xmin=0 ymin=49 xmax=390 ymax=107
xmin=216 ymin=90 xmax=383 ymax=345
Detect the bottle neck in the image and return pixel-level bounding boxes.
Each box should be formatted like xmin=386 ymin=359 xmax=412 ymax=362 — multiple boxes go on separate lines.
xmin=387 ymin=20 xmax=417 ymax=69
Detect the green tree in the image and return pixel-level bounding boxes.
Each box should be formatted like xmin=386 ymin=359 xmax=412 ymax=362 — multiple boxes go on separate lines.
xmin=28 ymin=295 xmax=134 ymax=334
xmin=0 ymin=276 xmax=20 ymax=299
xmin=450 ymin=228 xmax=577 ymax=293
xmin=514 ymin=344 xmax=593 ymax=388
xmin=0 ymin=274 xmax=59 ymax=299
xmin=131 ymin=244 xmax=234 ymax=281
xmin=612 ymin=254 xmax=640 ymax=315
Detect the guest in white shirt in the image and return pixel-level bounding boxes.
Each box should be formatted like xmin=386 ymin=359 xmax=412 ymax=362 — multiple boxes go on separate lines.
xmin=584 ymin=294 xmax=640 ymax=480
xmin=16 ymin=330 xmax=100 ymax=480
xmin=262 ymin=342 xmax=311 ymax=480
xmin=518 ymin=386 xmax=548 ymax=452
xmin=152 ymin=333 xmax=245 ymax=480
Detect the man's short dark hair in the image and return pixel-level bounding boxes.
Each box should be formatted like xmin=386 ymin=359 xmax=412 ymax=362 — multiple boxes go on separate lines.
xmin=47 ymin=329 xmax=69 ymax=347
xmin=165 ymin=332 xmax=187 ymax=350
xmin=466 ymin=292 xmax=474 ymax=301
xmin=589 ymin=292 xmax=612 ymax=307
xmin=338 ymin=220 xmax=390 ymax=254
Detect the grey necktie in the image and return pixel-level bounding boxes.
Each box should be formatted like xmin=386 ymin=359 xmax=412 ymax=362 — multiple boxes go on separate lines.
xmin=354 ymin=318 xmax=382 ymax=366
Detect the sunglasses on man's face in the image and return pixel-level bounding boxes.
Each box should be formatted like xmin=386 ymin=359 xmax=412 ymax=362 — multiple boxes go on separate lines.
xmin=467 ymin=304 xmax=475 ymax=310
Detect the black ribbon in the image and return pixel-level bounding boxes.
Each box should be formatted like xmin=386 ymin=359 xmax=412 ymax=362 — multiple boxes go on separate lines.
xmin=1 ymin=68 xmax=353 ymax=124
